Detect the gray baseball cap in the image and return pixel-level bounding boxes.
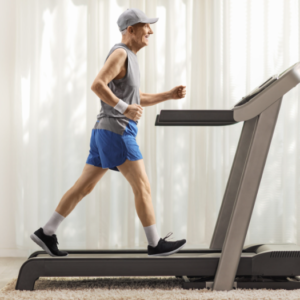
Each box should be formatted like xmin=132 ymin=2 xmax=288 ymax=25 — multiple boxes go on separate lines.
xmin=117 ymin=8 xmax=159 ymax=32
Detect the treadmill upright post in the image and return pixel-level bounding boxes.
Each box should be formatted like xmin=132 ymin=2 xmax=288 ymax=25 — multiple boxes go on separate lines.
xmin=213 ymin=98 xmax=282 ymax=291
xmin=210 ymin=117 xmax=257 ymax=250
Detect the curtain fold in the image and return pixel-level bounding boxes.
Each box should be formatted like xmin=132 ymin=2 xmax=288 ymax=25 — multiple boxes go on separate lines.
xmin=1 ymin=0 xmax=300 ymax=256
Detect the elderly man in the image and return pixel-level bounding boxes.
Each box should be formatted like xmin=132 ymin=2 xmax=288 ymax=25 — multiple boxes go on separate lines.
xmin=31 ymin=8 xmax=187 ymax=257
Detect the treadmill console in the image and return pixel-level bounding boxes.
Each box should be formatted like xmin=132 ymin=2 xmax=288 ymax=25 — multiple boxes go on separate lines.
xmin=234 ymin=75 xmax=278 ymax=107
xmin=278 ymin=62 xmax=300 ymax=78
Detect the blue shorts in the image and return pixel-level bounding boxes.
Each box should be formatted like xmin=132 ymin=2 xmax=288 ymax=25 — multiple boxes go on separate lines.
xmin=86 ymin=120 xmax=143 ymax=172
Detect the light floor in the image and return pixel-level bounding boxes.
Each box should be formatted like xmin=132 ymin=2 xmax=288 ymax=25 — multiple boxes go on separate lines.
xmin=0 ymin=258 xmax=27 ymax=289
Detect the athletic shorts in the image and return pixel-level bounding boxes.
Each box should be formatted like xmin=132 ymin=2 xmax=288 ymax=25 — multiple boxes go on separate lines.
xmin=86 ymin=119 xmax=143 ymax=172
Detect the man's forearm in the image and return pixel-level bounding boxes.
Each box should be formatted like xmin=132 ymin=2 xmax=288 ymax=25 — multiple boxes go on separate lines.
xmin=91 ymin=82 xmax=120 ymax=108
xmin=140 ymin=91 xmax=171 ymax=107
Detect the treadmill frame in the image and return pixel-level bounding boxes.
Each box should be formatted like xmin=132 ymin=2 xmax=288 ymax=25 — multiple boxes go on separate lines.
xmin=212 ymin=98 xmax=282 ymax=290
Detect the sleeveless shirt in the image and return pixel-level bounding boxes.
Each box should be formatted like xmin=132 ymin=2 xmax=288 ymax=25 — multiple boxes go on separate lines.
xmin=93 ymin=43 xmax=140 ymax=135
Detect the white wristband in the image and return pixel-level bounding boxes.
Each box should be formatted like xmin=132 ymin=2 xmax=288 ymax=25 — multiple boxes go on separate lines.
xmin=114 ymin=99 xmax=129 ymax=114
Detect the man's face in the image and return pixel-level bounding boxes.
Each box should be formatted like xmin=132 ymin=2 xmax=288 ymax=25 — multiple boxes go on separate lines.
xmin=130 ymin=23 xmax=153 ymax=46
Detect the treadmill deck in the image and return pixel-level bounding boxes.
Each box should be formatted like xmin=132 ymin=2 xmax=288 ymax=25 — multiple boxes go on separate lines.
xmin=34 ymin=252 xmax=255 ymax=259
xmin=16 ymin=251 xmax=254 ymax=290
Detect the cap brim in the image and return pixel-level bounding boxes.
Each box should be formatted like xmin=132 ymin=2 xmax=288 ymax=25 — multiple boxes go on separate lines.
xmin=120 ymin=18 xmax=159 ymax=31
xmin=140 ymin=17 xmax=159 ymax=24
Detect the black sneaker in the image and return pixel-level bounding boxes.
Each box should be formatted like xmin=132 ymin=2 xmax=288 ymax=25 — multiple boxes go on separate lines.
xmin=148 ymin=232 xmax=186 ymax=257
xmin=30 ymin=228 xmax=68 ymax=257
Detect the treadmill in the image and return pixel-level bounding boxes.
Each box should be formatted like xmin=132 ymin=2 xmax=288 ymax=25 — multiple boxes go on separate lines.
xmin=16 ymin=62 xmax=300 ymax=291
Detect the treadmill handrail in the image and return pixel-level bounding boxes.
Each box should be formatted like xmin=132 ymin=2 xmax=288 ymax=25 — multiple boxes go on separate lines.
xmin=155 ymin=110 xmax=237 ymax=126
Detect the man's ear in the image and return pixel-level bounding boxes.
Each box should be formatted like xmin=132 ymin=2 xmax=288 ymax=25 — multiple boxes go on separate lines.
xmin=127 ymin=26 xmax=133 ymax=34
xmin=130 ymin=24 xmax=139 ymax=34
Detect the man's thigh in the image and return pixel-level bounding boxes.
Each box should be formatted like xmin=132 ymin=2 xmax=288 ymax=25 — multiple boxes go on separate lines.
xmin=117 ymin=159 xmax=150 ymax=193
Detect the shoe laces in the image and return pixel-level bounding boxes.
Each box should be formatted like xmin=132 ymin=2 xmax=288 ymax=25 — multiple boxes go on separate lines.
xmin=162 ymin=232 xmax=174 ymax=241
xmin=50 ymin=234 xmax=59 ymax=246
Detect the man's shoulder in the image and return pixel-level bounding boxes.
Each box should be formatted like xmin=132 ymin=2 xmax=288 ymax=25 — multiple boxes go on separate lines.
xmin=110 ymin=47 xmax=127 ymax=58
xmin=105 ymin=47 xmax=127 ymax=66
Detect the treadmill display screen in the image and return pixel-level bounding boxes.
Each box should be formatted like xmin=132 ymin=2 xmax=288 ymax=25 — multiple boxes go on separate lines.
xmin=278 ymin=63 xmax=297 ymax=78
xmin=234 ymin=75 xmax=278 ymax=107
xmin=259 ymin=76 xmax=274 ymax=88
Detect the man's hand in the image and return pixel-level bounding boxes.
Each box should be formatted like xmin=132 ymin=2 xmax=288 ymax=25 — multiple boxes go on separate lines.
xmin=124 ymin=104 xmax=143 ymax=121
xmin=169 ymin=85 xmax=187 ymax=100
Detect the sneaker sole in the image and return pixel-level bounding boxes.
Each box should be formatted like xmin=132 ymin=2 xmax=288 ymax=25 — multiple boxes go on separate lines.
xmin=148 ymin=242 xmax=187 ymax=257
xmin=30 ymin=233 xmax=68 ymax=257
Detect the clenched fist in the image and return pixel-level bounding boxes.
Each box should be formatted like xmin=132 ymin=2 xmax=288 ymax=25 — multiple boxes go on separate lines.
xmin=124 ymin=104 xmax=143 ymax=121
xmin=169 ymin=85 xmax=187 ymax=100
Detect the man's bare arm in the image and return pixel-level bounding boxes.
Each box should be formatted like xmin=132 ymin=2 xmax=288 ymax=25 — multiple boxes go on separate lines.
xmin=91 ymin=49 xmax=143 ymax=121
xmin=91 ymin=48 xmax=127 ymax=107
xmin=140 ymin=90 xmax=171 ymax=107
xmin=139 ymin=85 xmax=186 ymax=107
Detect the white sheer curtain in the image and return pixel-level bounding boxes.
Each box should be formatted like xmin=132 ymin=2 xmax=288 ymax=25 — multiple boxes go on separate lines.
xmin=1 ymin=0 xmax=300 ymax=257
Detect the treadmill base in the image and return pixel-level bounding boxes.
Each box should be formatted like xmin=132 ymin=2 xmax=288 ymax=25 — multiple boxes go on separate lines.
xmin=182 ymin=276 xmax=300 ymax=290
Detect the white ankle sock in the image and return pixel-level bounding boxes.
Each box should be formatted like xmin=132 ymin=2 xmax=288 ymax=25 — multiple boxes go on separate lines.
xmin=143 ymin=224 xmax=160 ymax=247
xmin=43 ymin=211 xmax=65 ymax=236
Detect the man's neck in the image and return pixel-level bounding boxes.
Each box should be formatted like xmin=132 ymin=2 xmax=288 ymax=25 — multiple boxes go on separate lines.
xmin=120 ymin=40 xmax=142 ymax=55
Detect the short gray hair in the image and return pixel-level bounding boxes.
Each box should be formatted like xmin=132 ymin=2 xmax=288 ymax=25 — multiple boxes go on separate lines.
xmin=121 ymin=24 xmax=139 ymax=35
xmin=121 ymin=28 xmax=127 ymax=35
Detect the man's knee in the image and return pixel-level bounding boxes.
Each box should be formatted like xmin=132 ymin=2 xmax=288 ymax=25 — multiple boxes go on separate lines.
xmin=75 ymin=182 xmax=96 ymax=198
xmin=83 ymin=184 xmax=95 ymax=196
xmin=133 ymin=180 xmax=151 ymax=198
xmin=117 ymin=159 xmax=151 ymax=197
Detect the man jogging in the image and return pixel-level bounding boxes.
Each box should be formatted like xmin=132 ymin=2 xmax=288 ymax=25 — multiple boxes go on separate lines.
xmin=30 ymin=8 xmax=187 ymax=257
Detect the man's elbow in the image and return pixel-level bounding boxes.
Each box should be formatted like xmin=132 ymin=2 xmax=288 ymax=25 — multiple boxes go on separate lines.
xmin=139 ymin=92 xmax=144 ymax=103
xmin=91 ymin=80 xmax=104 ymax=92
xmin=140 ymin=98 xmax=147 ymax=107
